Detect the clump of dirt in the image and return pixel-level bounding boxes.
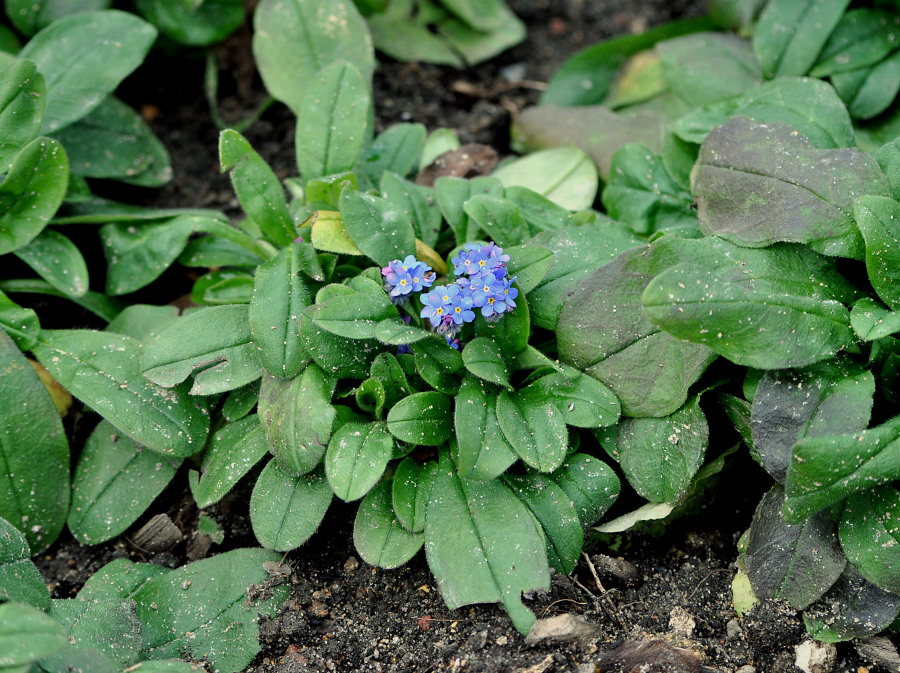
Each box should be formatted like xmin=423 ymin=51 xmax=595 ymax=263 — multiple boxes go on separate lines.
xmin=34 ymin=1 xmax=900 ymax=671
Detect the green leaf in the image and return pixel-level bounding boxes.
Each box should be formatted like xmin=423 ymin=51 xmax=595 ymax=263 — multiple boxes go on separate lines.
xmin=550 ymin=453 xmax=620 ymax=530
xmin=504 ymin=473 xmax=583 ymax=574
xmin=707 ymin=0 xmax=767 ymax=31
xmin=462 ymin=196 xmax=528 ymax=248
xmin=434 ymin=176 xmax=503 ymax=244
xmin=221 ymin=380 xmax=261 ymax=422
xmin=601 ymin=143 xmax=696 ymax=235
xmin=496 ymin=389 xmax=567 ymax=473
xmin=313 ymin=291 xmax=398 ymax=339
xmin=361 ymin=123 xmax=426 ymax=183
xmin=840 ymin=485 xmax=900 ymax=594
xmin=490 ymin=147 xmax=598 ymax=211
xmin=250 ymin=461 xmax=332 ymax=551
xmin=4 ymin=0 xmax=109 ymax=37
xmin=850 ymin=297 xmax=900 ymax=341
xmin=557 ymin=241 xmax=716 ymax=417
xmin=191 ymin=269 xmax=255 ymax=306
xmin=339 ymin=189 xmax=417 ymax=267
xmin=18 ymin=10 xmax=157 ymax=134
xmin=804 ymin=566 xmax=900 ymax=642
xmin=616 ymin=395 xmax=708 ymax=504
xmin=354 ymin=481 xmax=423 ymax=568
xmin=512 ymin=105 xmax=664 ymax=182
xmin=657 ymin=32 xmax=761 ymax=106
xmin=642 ymin=246 xmax=856 ymax=371
xmin=68 ymin=420 xmax=180 ymax=544
xmin=784 ymin=416 xmax=900 ymax=522
xmin=743 ymin=486 xmax=846 ymax=610
xmin=219 ymin=129 xmax=296 ymax=248
xmin=453 ymin=376 xmax=517 ymax=482
xmin=178 ymin=235 xmax=263 ymax=269
xmin=77 ymin=558 xmax=167 ymax=604
xmin=750 ymin=362 xmax=874 ymax=483
xmin=409 ymin=335 xmax=463 ymax=394
xmin=810 ymin=9 xmax=900 ymax=78
xmin=46 ymin=597 xmax=141 ymax=670
xmin=133 ymin=548 xmax=289 ymax=672
xmin=0 ymin=602 xmax=67 ymax=667
xmin=0 ymin=137 xmax=68 ymax=255
xmin=134 ymin=0 xmax=244 ymax=46
xmin=188 ymin=415 xmax=268 ymax=509
xmin=505 ymin=187 xmax=578 ymax=233
xmin=0 ymin=516 xmax=49 ymax=610
xmin=325 ymin=422 xmax=393 ymax=501
xmin=33 ymin=329 xmax=209 ymax=457
xmin=855 ymin=195 xmax=900 ymax=310
xmin=461 ymin=337 xmax=510 ymax=388
xmin=427 ymin=2 xmax=525 ymax=67
xmin=752 ymin=0 xmax=849 ymax=78
xmin=519 ymin=365 xmax=620 ymax=429
xmin=367 ymin=0 xmax=464 ymax=67
xmin=387 ymin=391 xmax=451 ymax=446
xmin=472 ymin=287 xmax=530 ymax=356
xmin=249 ymin=243 xmax=311 ymax=378
xmin=0 ymin=59 xmax=45 ymax=169
xmin=693 ymin=117 xmax=889 ymax=258
xmin=52 ymin=95 xmax=170 ymax=186
xmin=105 ymin=304 xmax=179 ymax=342
xmin=252 ymin=0 xmax=373 ymax=116
xmin=373 ymin=319 xmax=431 ymax=346
xmin=672 ymin=77 xmax=856 ymax=149
xmin=101 ymin=216 xmax=199 ymax=296
xmin=503 ymin=244 xmax=553 ymax=295
xmin=300 ymin=304 xmax=381 ymax=379
xmin=14 ymin=228 xmax=88 ymax=298
xmin=295 ymin=61 xmax=369 ymax=181
xmin=528 ymin=220 xmax=642 ymax=330
xmin=141 ymin=304 xmax=264 ymax=396
xmin=1 ymin=279 xmax=122 ymax=323
xmin=424 ymin=451 xmax=550 ymax=635
xmin=541 ymin=15 xmax=716 ymax=106
xmin=258 ymin=367 xmax=335 ymax=476
xmin=832 ymin=51 xmax=900 ymax=120
xmin=383 ymin=175 xmax=442 ymax=250
xmin=391 ymin=456 xmax=437 ymax=534
xmin=0 ymin=330 xmax=68 ymax=552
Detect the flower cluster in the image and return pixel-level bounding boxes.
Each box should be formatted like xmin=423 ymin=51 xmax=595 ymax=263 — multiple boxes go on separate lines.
xmin=382 ymin=242 xmax=518 ymax=343
xmin=381 ymin=255 xmax=435 ymax=302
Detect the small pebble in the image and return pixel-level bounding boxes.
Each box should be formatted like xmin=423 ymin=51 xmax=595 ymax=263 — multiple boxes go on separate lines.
xmin=736 ymin=666 xmax=756 ymax=673
xmin=344 ymin=556 xmax=359 ymax=573
xmin=668 ymin=606 xmax=695 ymax=638
xmin=795 ymin=640 xmax=837 ymax=673
xmin=726 ymin=619 xmax=742 ymax=641
xmin=496 ymin=635 xmax=508 ymax=646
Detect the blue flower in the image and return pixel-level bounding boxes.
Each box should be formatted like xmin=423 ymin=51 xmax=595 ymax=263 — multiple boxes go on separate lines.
xmin=420 ymin=284 xmax=458 ymax=327
xmin=470 ymin=270 xmax=501 ymax=308
xmin=382 ymin=256 xmax=434 ymax=299
xmin=450 ymin=244 xmax=480 ymax=276
xmin=481 ymin=276 xmax=518 ymax=319
xmin=447 ymin=291 xmax=475 ymax=326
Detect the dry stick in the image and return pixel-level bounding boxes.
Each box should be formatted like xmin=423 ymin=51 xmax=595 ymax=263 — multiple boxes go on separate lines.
xmin=582 ymin=552 xmax=625 ymax=626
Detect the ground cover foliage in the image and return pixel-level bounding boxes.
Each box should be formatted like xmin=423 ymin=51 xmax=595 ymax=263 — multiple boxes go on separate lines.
xmin=4 ymin=0 xmax=900 ymax=671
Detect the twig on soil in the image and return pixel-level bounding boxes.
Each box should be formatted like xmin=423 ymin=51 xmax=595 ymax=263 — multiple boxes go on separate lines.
xmin=580 ymin=553 xmax=626 ymax=627
xmin=685 ymin=569 xmax=732 ymax=603
xmin=541 ymin=598 xmax=588 ymax=617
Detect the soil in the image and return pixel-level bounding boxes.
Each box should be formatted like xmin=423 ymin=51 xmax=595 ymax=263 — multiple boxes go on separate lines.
xmin=28 ymin=1 xmax=900 ymax=672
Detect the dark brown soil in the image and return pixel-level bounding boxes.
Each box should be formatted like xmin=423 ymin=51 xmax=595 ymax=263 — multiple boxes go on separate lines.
xmin=32 ymin=1 xmax=899 ymax=671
